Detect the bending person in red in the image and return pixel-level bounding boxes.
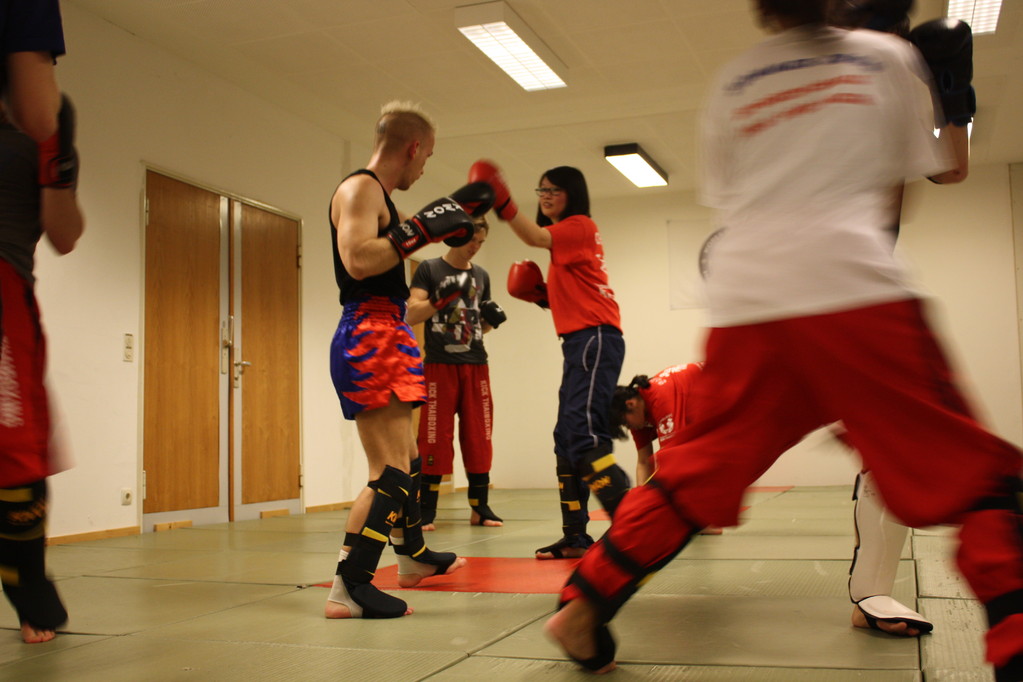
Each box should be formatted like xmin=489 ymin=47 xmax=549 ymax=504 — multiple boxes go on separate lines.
xmin=471 ymin=162 xmax=631 ymax=560
xmin=545 ymin=1 xmax=1023 ymax=677
xmin=612 ymin=367 xmax=931 ymax=632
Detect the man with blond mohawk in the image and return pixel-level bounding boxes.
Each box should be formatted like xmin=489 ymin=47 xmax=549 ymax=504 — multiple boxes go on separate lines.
xmin=324 ymin=101 xmax=494 ymax=619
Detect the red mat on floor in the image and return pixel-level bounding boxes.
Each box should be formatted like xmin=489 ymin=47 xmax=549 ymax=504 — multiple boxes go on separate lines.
xmin=316 ymin=557 xmax=579 ymax=594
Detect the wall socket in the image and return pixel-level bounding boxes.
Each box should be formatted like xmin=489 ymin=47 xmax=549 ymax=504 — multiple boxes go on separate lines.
xmin=120 ymin=488 xmax=133 ymax=505
xmin=123 ymin=333 xmax=134 ymax=362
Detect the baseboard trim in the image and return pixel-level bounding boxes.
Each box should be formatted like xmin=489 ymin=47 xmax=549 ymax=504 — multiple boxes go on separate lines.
xmin=305 ymin=501 xmax=354 ymax=513
xmin=48 ymin=525 xmax=141 ymax=545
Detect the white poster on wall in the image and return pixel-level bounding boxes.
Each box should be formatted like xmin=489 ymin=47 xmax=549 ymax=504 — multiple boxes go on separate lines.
xmin=666 ymin=218 xmax=719 ymax=310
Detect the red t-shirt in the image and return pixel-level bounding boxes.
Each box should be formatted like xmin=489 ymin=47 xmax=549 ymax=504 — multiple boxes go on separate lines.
xmin=630 ymin=363 xmax=704 ymax=451
xmin=545 ymin=215 xmax=621 ymax=336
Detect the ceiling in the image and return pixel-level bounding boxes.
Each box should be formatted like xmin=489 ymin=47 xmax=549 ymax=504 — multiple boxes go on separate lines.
xmin=66 ymin=0 xmax=1023 ymax=200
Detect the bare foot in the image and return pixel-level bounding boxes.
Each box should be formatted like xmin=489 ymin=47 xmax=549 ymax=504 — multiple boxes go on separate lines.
xmin=20 ymin=623 xmax=56 ymax=643
xmin=544 ymin=600 xmax=616 ymax=674
xmin=324 ymin=600 xmax=413 ymax=618
xmin=470 ymin=509 xmax=503 ymax=527
xmin=536 ymin=546 xmax=587 ymax=560
xmin=397 ymin=556 xmax=467 ymax=588
xmin=851 ymin=606 xmax=918 ymax=636
xmin=697 ymin=526 xmax=723 ymax=535
xmin=422 ymin=522 xmax=436 ymax=532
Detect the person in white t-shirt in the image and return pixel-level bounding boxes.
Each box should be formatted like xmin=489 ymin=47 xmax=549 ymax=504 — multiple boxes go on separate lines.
xmin=543 ymin=1 xmax=1023 ymax=677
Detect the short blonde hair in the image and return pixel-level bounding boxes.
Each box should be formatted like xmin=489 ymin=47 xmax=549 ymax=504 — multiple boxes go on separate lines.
xmin=375 ymin=100 xmax=436 ymax=151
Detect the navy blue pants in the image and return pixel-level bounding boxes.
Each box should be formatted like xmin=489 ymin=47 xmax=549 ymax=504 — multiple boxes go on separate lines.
xmin=554 ymin=325 xmax=625 ymax=535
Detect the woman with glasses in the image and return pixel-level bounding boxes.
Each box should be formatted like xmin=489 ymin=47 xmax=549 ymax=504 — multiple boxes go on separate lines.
xmin=469 ymin=161 xmax=631 ymax=560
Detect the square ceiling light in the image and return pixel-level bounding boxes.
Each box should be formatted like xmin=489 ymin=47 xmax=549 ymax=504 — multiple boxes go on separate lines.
xmin=604 ymin=143 xmax=668 ymax=188
xmin=947 ymin=0 xmax=1002 ymax=34
xmin=455 ymin=1 xmax=567 ymax=91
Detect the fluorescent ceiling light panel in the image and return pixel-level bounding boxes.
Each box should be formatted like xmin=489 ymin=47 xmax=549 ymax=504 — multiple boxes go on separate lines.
xmin=947 ymin=0 xmax=1002 ymax=34
xmin=455 ymin=1 xmax=567 ymax=91
xmin=604 ymin=144 xmax=668 ymax=188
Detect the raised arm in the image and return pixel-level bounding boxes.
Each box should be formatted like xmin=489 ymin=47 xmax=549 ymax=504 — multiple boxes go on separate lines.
xmin=469 ymin=159 xmax=552 ymax=249
xmin=508 ymin=212 xmax=552 ymax=249
xmin=5 ymin=52 xmax=60 ymax=143
xmin=929 ymin=124 xmax=969 ymax=184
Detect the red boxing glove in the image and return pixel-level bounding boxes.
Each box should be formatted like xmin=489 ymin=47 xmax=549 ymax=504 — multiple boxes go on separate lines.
xmin=468 ymin=159 xmax=518 ymax=221
xmin=507 ymin=260 xmax=548 ymax=309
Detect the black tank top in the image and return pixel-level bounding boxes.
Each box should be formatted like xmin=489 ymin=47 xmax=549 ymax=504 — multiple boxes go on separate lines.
xmin=329 ymin=169 xmax=409 ymax=305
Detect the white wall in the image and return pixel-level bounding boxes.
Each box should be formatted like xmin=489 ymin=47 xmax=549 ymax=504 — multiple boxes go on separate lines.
xmin=39 ymin=5 xmax=363 ymax=536
xmin=36 ymin=5 xmax=1022 ymax=537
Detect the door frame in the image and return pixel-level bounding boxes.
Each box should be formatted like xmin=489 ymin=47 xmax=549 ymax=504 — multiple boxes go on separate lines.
xmin=229 ymin=200 xmax=304 ymax=522
xmin=138 ymin=164 xmax=304 ymax=531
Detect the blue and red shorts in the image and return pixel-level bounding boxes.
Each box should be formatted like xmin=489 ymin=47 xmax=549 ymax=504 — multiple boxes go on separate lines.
xmin=330 ymin=297 xmax=426 ymax=420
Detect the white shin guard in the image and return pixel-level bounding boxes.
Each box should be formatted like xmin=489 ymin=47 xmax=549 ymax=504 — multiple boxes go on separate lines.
xmin=850 ymin=471 xmax=907 ymax=603
xmin=849 ymin=471 xmax=932 ymax=630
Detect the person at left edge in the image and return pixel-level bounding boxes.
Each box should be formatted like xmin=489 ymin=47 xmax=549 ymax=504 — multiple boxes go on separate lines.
xmin=1 ymin=0 xmax=84 ymax=645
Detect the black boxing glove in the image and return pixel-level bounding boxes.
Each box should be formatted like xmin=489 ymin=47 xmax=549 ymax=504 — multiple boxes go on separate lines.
xmin=910 ymin=18 xmax=976 ymax=127
xmin=386 ymin=198 xmax=473 ymax=258
xmin=480 ymin=300 xmax=507 ymax=328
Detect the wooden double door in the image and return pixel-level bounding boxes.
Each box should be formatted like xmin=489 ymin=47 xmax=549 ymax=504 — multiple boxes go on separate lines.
xmin=142 ymin=170 xmax=301 ymax=527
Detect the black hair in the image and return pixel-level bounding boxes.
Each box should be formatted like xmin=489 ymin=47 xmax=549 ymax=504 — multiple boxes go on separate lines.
xmin=608 ymin=375 xmax=652 ymax=440
xmin=760 ymin=0 xmax=832 ymax=25
xmin=535 ymin=166 xmax=591 ymax=227
xmin=829 ymin=0 xmax=913 ymax=36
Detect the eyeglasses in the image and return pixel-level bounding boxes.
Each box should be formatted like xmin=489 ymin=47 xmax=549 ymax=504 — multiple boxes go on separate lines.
xmin=534 ymin=187 xmax=564 ymax=197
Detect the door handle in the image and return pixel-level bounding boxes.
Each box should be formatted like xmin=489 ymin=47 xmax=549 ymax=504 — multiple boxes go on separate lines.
xmin=233 ymin=360 xmax=252 ymax=387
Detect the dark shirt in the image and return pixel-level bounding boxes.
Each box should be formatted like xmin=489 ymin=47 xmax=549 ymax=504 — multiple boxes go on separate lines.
xmin=329 ymin=169 xmax=408 ymax=305
xmin=0 ymin=120 xmax=42 ymax=282
xmin=411 ymin=257 xmax=490 ymax=364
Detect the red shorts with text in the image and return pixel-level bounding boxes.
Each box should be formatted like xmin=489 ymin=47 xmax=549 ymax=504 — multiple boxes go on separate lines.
xmin=0 ymin=261 xmax=51 ymax=487
xmin=417 ymin=363 xmax=493 ymax=475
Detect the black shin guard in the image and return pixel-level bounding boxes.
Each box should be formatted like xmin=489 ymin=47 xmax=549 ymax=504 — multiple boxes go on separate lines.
xmin=0 ymin=480 xmax=67 ymax=630
xmin=467 ymin=472 xmax=502 ymax=523
xmin=404 ymin=457 xmax=428 ymax=532
xmin=420 ymin=473 xmax=442 ymax=526
xmin=395 ymin=462 xmax=457 ymax=573
xmin=556 ymin=458 xmax=589 ymax=538
xmin=338 ymin=466 xmax=410 ymax=586
xmin=580 ymin=445 xmax=631 ymax=517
